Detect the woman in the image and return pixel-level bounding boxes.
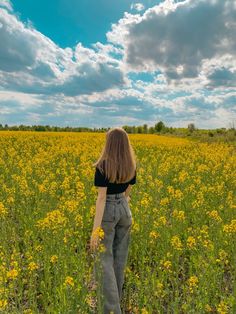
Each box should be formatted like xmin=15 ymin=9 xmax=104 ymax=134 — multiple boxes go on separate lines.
xmin=90 ymin=127 xmax=137 ymax=314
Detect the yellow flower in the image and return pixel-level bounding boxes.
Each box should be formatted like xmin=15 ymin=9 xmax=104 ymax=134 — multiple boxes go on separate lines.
xmin=223 ymin=219 xmax=236 ymax=234
xmin=160 ymin=197 xmax=169 ymax=206
xmin=75 ymin=214 xmax=83 ymax=227
xmin=23 ymin=309 xmax=33 ymax=314
xmin=205 ymin=304 xmax=213 ymax=312
xmin=179 ymin=170 xmax=188 ymax=182
xmin=187 ymin=236 xmax=197 ymax=249
xmin=36 ymin=209 xmax=68 ymax=232
xmin=216 ymin=249 xmax=229 ymax=265
xmin=28 ymin=262 xmax=39 ymax=272
xmin=188 ymin=275 xmax=198 ymax=293
xmin=0 ymin=202 xmax=8 ymax=216
xmin=172 ymin=209 xmax=185 ymax=221
xmin=6 ymin=268 xmax=18 ymax=280
xmin=62 ymin=200 xmax=79 ymax=213
xmin=174 ymin=189 xmax=183 ymax=200
xmin=64 ymin=276 xmax=74 ymax=287
xmin=162 ymin=260 xmax=172 ymax=271
xmin=35 ymin=245 xmax=43 ymax=252
xmin=10 ymin=260 xmax=18 ymax=267
xmin=207 ymin=210 xmax=222 ymax=222
xmin=167 ymin=185 xmax=175 ymax=194
xmin=171 ymin=235 xmax=183 ymax=250
xmin=92 ymin=226 xmax=104 ymax=240
xmin=155 ymin=281 xmax=164 ymax=296
xmin=217 ymin=300 xmax=229 ymax=314
xmin=0 ymin=299 xmax=8 ymax=309
xmin=149 ymin=231 xmax=160 ymax=239
xmin=50 ymin=255 xmax=58 ymax=264
xmin=158 ymin=216 xmax=167 ymax=225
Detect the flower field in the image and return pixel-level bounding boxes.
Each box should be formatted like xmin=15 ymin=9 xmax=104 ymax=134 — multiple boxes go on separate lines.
xmin=0 ymin=131 xmax=235 ymax=313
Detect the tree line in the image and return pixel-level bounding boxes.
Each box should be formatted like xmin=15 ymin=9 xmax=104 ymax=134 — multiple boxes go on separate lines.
xmin=0 ymin=121 xmax=235 ymax=140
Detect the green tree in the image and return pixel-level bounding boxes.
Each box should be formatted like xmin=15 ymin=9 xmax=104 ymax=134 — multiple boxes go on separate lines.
xmin=154 ymin=121 xmax=165 ymax=132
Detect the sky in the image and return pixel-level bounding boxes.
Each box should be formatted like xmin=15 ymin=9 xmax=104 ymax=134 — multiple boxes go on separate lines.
xmin=0 ymin=0 xmax=235 ymax=129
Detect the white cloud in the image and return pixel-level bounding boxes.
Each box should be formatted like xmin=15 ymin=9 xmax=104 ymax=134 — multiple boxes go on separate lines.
xmin=0 ymin=7 xmax=125 ymax=96
xmin=0 ymin=0 xmax=12 ymax=11
xmin=107 ymin=0 xmax=236 ymax=86
xmin=130 ymin=3 xmax=145 ymax=12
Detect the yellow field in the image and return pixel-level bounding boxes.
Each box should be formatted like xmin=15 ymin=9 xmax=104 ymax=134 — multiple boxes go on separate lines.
xmin=0 ymin=131 xmax=235 ymax=313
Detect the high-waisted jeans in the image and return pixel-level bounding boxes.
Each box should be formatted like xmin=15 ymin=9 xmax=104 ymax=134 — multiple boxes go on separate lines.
xmin=94 ymin=192 xmax=133 ymax=314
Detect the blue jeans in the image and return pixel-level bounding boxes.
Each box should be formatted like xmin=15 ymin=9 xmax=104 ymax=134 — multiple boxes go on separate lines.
xmin=94 ymin=192 xmax=133 ymax=314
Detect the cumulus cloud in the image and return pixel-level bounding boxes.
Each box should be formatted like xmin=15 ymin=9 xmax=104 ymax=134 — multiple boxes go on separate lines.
xmin=1 ymin=86 xmax=235 ymax=128
xmin=0 ymin=7 xmax=125 ymax=95
xmin=107 ymin=0 xmax=236 ymax=86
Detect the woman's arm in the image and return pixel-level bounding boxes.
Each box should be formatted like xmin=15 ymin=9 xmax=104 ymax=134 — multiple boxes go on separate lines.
xmin=124 ymin=185 xmax=132 ymax=202
xmin=90 ymin=187 xmax=107 ymax=252
xmin=92 ymin=187 xmax=107 ymax=232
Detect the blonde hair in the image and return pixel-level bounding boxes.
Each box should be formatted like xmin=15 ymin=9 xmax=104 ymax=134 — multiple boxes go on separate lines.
xmin=93 ymin=127 xmax=137 ymax=184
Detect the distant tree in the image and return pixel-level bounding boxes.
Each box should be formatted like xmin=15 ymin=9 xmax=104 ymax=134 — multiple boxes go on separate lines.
xmin=149 ymin=126 xmax=155 ymax=134
xmin=216 ymin=128 xmax=226 ymax=134
xmin=169 ymin=127 xmax=174 ymax=134
xmin=187 ymin=123 xmax=196 ymax=132
xmin=137 ymin=126 xmax=143 ymax=133
xmin=164 ymin=126 xmax=170 ymax=133
xmin=154 ymin=121 xmax=165 ymax=132
xmin=143 ymin=124 xmax=148 ymax=133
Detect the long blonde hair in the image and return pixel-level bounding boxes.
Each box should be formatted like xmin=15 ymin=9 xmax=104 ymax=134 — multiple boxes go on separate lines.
xmin=93 ymin=127 xmax=137 ymax=184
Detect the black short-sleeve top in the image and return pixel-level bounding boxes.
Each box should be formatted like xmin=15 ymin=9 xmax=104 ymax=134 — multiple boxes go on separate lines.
xmin=94 ymin=167 xmax=136 ymax=194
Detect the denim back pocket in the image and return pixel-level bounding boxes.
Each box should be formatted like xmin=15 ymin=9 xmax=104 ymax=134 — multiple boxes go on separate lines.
xmin=102 ymin=202 xmax=115 ymax=222
xmin=122 ymin=198 xmax=132 ymax=218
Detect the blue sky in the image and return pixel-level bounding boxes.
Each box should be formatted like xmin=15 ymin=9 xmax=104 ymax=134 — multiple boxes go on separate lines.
xmin=0 ymin=0 xmax=235 ymax=128
xmin=11 ymin=0 xmax=160 ymax=48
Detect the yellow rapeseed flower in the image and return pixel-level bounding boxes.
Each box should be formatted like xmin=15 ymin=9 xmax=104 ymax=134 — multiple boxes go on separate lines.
xmin=160 ymin=197 xmax=169 ymax=206
xmin=0 ymin=202 xmax=8 ymax=216
xmin=162 ymin=260 xmax=172 ymax=272
xmin=92 ymin=226 xmax=104 ymax=240
xmin=50 ymin=255 xmax=58 ymax=264
xmin=207 ymin=210 xmax=222 ymax=222
xmin=223 ymin=219 xmax=236 ymax=234
xmin=216 ymin=249 xmax=229 ymax=265
xmin=158 ymin=216 xmax=167 ymax=225
xmin=172 ymin=209 xmax=185 ymax=221
xmin=28 ymin=262 xmax=39 ymax=272
xmin=205 ymin=304 xmax=213 ymax=312
xmin=23 ymin=309 xmax=33 ymax=314
xmin=149 ymin=231 xmax=160 ymax=239
xmin=36 ymin=209 xmax=68 ymax=231
xmin=187 ymin=236 xmax=197 ymax=249
xmin=64 ymin=276 xmax=74 ymax=287
xmin=217 ymin=300 xmax=229 ymax=314
xmin=6 ymin=269 xmax=18 ymax=280
xmin=188 ymin=275 xmax=198 ymax=293
xmin=171 ymin=235 xmax=183 ymax=250
xmin=0 ymin=299 xmax=8 ymax=309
